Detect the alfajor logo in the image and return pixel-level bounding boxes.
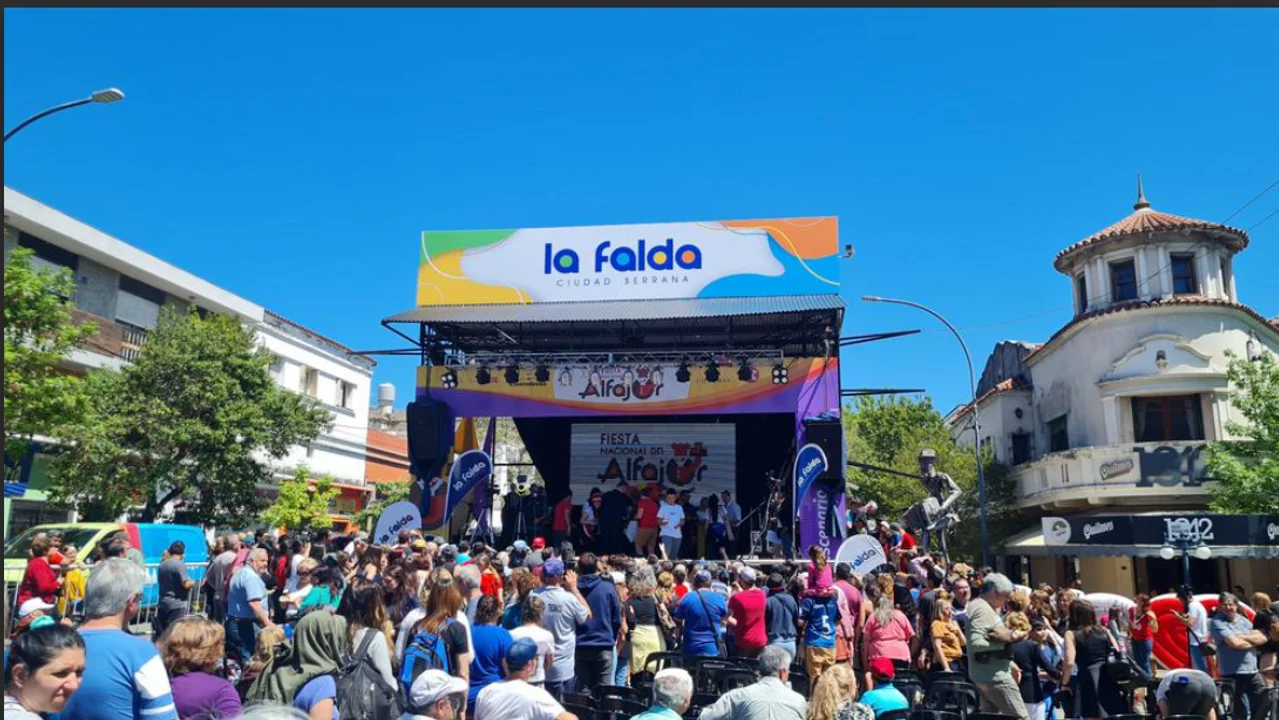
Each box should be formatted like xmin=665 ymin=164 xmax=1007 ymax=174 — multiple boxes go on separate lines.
xmin=544 ymin=238 xmax=703 ymax=275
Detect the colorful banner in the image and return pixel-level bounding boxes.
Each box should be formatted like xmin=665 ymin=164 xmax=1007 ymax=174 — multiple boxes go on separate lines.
xmin=833 ymin=534 xmax=889 ymax=576
xmin=569 ymin=423 xmax=736 ymax=501
xmin=418 ymin=357 xmax=838 ymax=418
xmin=373 ymin=502 xmax=422 ymax=546
xmin=422 ymin=449 xmax=491 ymax=530
xmin=417 ymin=217 xmax=839 ymax=306
xmin=793 ymin=443 xmax=829 ymax=517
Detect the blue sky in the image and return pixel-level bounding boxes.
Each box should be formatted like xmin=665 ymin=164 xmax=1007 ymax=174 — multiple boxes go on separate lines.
xmin=6 ymin=9 xmax=1277 ymax=416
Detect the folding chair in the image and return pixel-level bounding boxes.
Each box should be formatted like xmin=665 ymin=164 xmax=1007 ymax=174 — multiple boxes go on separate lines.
xmin=923 ymin=680 xmax=979 ymax=720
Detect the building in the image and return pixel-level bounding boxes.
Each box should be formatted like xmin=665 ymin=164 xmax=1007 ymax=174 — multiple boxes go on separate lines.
xmin=3 ymin=186 xmax=378 ymax=534
xmin=948 ymin=181 xmax=1279 ymax=596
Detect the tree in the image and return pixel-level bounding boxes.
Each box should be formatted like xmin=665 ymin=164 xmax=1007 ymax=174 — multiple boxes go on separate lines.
xmin=260 ymin=466 xmax=339 ymax=530
xmin=842 ymin=395 xmax=1024 ymax=564
xmin=354 ymin=479 xmax=412 ymax=529
xmin=49 ymin=308 xmax=331 ymax=526
xmin=1207 ymin=350 xmax=1279 ymax=514
xmin=4 ymin=247 xmax=97 ymax=470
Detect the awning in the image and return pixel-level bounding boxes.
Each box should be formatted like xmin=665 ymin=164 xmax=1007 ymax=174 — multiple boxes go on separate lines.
xmin=1002 ymin=525 xmax=1279 ymax=559
xmin=381 ymin=295 xmax=844 ymax=355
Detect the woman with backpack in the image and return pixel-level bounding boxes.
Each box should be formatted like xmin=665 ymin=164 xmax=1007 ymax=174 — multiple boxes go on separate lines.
xmin=346 ymin=581 xmax=398 ymax=690
xmin=399 ymin=571 xmax=472 ymax=711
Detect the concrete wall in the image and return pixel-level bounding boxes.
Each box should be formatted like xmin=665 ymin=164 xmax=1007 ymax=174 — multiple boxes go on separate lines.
xmin=1078 ymin=555 xmax=1136 ymax=597
xmin=73 ymin=255 xmax=121 ymax=319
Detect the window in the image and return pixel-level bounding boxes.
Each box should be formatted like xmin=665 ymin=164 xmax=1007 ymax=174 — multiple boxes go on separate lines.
xmin=1220 ymin=257 xmax=1232 ymax=297
xmin=1076 ymin=274 xmax=1088 ymax=313
xmin=116 ymin=276 xmax=166 ymax=330
xmin=338 ymin=380 xmax=356 ymax=409
xmin=269 ymin=356 xmax=286 ymax=382
xmin=1132 ymin=395 xmax=1204 ymax=443
xmin=1171 ymin=254 xmax=1198 ymax=295
xmin=18 ymin=231 xmax=78 ymax=273
xmin=1110 ymin=259 xmax=1137 ymax=302
xmin=1012 ymin=432 xmax=1032 ymax=465
xmin=299 ymin=367 xmax=319 ymax=397
xmin=1047 ymin=415 xmax=1069 ymax=453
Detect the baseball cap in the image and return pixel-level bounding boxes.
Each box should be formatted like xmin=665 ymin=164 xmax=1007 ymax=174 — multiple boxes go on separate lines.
xmin=739 ymin=567 xmax=757 ymax=583
xmin=869 ymin=657 xmax=896 ymax=681
xmin=411 ymin=538 xmax=427 ymax=551
xmin=512 ymin=540 xmax=529 ymax=551
xmin=694 ymin=569 xmax=713 ymax=585
xmin=531 ymin=537 xmax=546 ymax=550
xmin=543 ymin=558 xmax=565 ymax=577
xmin=438 ymin=544 xmax=458 ymax=563
xmin=507 ymin=638 xmax=540 ymax=670
xmin=18 ymin=598 xmax=55 ymax=618
xmin=408 ymin=669 xmax=467 ymax=709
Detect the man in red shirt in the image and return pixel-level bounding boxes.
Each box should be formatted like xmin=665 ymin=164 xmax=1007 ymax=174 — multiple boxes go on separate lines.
xmin=634 ymin=487 xmax=660 ymax=556
xmin=552 ymin=492 xmax=574 ymax=549
xmin=726 ymin=567 xmax=768 ymax=657
xmin=890 ymin=522 xmax=918 ymax=572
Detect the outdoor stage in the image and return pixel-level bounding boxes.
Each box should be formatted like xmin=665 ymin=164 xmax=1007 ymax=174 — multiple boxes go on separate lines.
xmin=380 ymin=217 xmax=851 ymax=555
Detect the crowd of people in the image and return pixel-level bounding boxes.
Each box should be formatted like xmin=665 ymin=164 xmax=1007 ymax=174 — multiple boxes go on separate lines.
xmin=6 ymin=522 xmax=1279 ymax=720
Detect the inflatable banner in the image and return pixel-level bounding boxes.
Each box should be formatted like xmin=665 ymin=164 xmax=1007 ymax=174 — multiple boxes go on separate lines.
xmin=373 ymin=502 xmax=422 ymax=546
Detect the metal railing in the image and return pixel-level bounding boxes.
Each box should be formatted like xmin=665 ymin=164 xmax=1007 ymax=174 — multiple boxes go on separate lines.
xmin=6 ymin=560 xmax=207 ymax=635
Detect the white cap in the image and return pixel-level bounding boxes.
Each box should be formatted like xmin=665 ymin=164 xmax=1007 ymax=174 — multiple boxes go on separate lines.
xmin=19 ymin=598 xmax=55 ymax=618
xmin=739 ymin=567 xmax=758 ymax=583
xmin=409 ymin=669 xmax=467 ymax=709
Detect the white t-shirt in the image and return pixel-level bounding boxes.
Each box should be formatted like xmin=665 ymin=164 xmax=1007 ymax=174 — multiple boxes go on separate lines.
xmin=510 ymin=625 xmax=555 ymax=684
xmin=475 ymin=680 xmax=565 ymax=720
xmin=657 ymin=503 xmax=685 ymax=538
xmin=1187 ymin=602 xmax=1208 ymax=645
xmin=723 ymin=501 xmax=743 ymax=526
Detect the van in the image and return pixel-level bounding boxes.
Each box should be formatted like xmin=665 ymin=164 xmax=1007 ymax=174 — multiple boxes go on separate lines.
xmin=4 ymin=522 xmax=209 ymax=607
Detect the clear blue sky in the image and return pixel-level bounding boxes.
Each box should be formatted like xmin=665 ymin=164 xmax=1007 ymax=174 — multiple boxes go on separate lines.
xmin=6 ymin=9 xmax=1277 ymax=415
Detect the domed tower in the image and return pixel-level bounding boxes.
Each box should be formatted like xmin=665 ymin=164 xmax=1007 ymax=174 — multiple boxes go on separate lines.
xmin=1055 ymin=175 xmax=1249 ymax=314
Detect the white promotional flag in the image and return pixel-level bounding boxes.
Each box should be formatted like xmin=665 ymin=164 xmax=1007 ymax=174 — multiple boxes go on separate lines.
xmin=833 ymin=534 xmax=889 ymax=576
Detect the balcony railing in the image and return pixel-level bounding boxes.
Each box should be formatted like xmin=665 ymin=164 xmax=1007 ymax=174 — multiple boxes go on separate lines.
xmin=1012 ymin=440 xmax=1212 ymax=509
xmin=70 ymin=308 xmax=148 ymax=362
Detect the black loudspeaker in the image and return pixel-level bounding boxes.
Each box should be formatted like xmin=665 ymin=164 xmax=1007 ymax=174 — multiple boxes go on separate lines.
xmin=407 ymin=400 xmax=452 ymax=479
xmin=801 ymin=418 xmax=843 ymax=481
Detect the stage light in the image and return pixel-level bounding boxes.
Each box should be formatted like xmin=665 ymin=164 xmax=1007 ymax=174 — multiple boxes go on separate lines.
xmin=505 ymin=364 xmax=520 ymax=385
xmin=676 ymin=361 xmax=691 ymax=383
xmin=772 ymin=363 xmax=789 ymax=385
xmin=441 ymin=368 xmax=458 ymax=389
xmin=476 ymin=366 xmax=491 ymax=385
xmin=705 ymin=360 xmax=720 ymax=383
xmin=534 ymin=364 xmax=550 ymax=383
xmin=737 ymin=358 xmax=753 ymax=382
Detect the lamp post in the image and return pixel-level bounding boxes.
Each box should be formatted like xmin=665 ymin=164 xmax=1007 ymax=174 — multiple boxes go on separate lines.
xmin=1160 ymin=537 xmax=1212 ymax=592
xmin=863 ymin=295 xmax=990 ymax=567
xmin=4 ymin=88 xmax=125 ymax=143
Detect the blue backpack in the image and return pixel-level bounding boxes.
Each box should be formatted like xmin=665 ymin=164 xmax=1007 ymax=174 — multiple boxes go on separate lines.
xmin=399 ymin=619 xmax=454 ymax=694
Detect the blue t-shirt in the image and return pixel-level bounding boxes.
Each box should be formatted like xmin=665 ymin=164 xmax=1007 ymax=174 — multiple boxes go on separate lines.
xmin=295 ymin=675 xmax=339 ymax=720
xmin=800 ymin=595 xmax=840 ymax=650
xmin=227 ymin=567 xmax=267 ymax=620
xmin=469 ymin=625 xmax=514 ymax=703
xmin=57 ymin=629 xmax=178 ymax=720
xmin=674 ymin=589 xmax=728 ymax=657
xmin=861 ymin=684 xmax=909 ymax=717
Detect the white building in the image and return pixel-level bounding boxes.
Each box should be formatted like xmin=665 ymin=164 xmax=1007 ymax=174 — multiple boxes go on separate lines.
xmin=3 ymin=186 xmax=377 ymax=534
xmin=948 ymin=182 xmax=1279 ymax=596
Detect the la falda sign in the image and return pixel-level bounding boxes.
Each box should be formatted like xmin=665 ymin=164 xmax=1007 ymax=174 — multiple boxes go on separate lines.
xmin=795 ymin=443 xmax=845 ymax=555
xmin=445 ymin=450 xmax=492 ymax=521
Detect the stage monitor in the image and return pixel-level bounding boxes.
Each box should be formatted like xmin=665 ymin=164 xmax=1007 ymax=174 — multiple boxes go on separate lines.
xmin=569 ymin=423 xmax=736 ymax=501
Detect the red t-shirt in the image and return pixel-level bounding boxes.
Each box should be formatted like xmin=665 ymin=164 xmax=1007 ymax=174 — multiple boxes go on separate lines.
xmin=727 ymin=587 xmax=768 ymax=650
xmin=674 ymin=584 xmax=690 ymax=600
xmin=1129 ymin=607 xmax=1154 ymax=641
xmin=480 ymin=569 xmax=503 ymax=599
xmin=17 ymin=557 xmax=60 ymax=605
xmin=637 ymin=498 xmax=660 ymax=530
xmin=553 ymin=498 xmax=573 ymax=533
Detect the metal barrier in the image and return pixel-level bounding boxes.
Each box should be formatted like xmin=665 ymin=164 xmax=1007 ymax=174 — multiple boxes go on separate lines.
xmin=6 ymin=561 xmax=209 ymax=635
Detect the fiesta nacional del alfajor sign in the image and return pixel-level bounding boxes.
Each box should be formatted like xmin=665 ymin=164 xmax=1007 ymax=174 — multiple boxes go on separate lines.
xmin=416 ymin=217 xmax=839 ymax=306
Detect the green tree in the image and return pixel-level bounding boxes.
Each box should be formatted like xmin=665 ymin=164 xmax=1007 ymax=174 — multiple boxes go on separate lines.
xmin=354 ymin=479 xmax=412 ymax=529
xmin=842 ymin=395 xmax=1024 ymax=564
xmin=4 ymin=247 xmax=97 ymax=469
xmin=260 ymin=466 xmax=338 ymax=530
xmin=1207 ymin=350 xmax=1279 ymax=514
xmin=49 ymin=308 xmax=331 ymax=526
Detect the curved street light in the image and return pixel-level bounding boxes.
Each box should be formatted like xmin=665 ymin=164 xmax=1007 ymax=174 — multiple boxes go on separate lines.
xmin=863 ymin=294 xmax=990 ymax=567
xmin=5 ymin=87 xmax=125 ymax=143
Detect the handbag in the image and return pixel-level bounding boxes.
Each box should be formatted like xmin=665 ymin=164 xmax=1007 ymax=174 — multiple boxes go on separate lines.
xmin=695 ymin=590 xmax=727 ymax=658
xmin=1102 ymin=629 xmax=1137 ymax=684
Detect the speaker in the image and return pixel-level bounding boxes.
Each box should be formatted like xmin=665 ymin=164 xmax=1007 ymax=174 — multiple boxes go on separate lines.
xmin=802 ymin=418 xmax=843 ymax=482
xmin=407 ymin=400 xmax=453 ymax=479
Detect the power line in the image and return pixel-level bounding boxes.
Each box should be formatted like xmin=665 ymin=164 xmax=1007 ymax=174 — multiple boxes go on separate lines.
xmin=1246 ymin=207 xmax=1279 ymax=233
xmin=1224 ymin=179 xmax=1279 ymax=224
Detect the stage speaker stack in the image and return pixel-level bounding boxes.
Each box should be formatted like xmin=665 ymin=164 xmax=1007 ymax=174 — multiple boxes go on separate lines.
xmin=801 ymin=417 xmax=844 ymax=483
xmin=407 ymin=399 xmax=453 ymax=483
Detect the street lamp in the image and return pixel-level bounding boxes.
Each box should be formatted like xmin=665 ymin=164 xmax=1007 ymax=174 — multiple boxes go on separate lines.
xmin=4 ymin=87 xmax=125 ymax=143
xmin=1160 ymin=537 xmax=1212 ymax=589
xmin=863 ymin=294 xmax=990 ymax=567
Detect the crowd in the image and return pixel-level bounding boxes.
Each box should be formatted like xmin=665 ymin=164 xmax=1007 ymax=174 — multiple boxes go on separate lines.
xmin=6 ymin=520 xmax=1279 ymax=720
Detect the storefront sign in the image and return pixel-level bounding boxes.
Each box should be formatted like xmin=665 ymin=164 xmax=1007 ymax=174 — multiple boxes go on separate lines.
xmin=568 ymin=423 xmax=735 ymax=500
xmin=1133 ymin=444 xmax=1209 ymax=487
xmin=1042 ymin=514 xmax=1279 ymax=547
xmin=416 ymin=217 xmax=839 ymax=306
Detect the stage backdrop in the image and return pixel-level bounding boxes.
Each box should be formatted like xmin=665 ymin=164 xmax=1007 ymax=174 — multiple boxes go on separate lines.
xmin=569 ymin=423 xmax=736 ymax=501
xmin=417 ymin=217 xmax=839 ymax=306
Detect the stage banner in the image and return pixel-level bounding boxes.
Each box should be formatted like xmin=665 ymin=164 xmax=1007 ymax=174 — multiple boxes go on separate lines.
xmin=833 ymin=534 xmax=889 ymax=576
xmin=419 ymin=357 xmax=838 ymax=418
xmin=793 ymin=442 xmax=828 ymax=516
xmin=374 ymin=502 xmax=422 ymax=547
xmin=568 ymin=423 xmax=736 ymax=502
xmin=417 ymin=217 xmax=839 ymax=306
xmin=423 ymin=449 xmax=492 ymax=531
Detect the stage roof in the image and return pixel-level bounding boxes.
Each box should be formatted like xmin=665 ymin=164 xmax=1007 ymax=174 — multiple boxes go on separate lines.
xmin=383 ymin=294 xmax=843 ymax=355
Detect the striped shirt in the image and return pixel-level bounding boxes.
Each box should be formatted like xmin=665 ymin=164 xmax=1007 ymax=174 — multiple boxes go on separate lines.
xmin=58 ymin=629 xmax=177 ymax=720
